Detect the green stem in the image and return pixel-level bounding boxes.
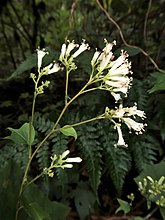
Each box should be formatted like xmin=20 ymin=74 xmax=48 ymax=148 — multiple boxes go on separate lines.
xmin=65 ymin=114 xmax=105 ymax=128
xmin=15 ymin=76 xmax=93 ymax=220
xmin=27 ymin=114 xmax=105 ymax=187
xmin=65 ymin=70 xmax=69 ymax=105
xmin=28 ymin=91 xmax=37 ymax=158
xmin=53 ymin=78 xmax=92 ymax=130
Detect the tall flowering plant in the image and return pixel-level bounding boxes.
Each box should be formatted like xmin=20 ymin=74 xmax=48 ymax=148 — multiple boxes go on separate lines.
xmin=5 ymin=38 xmax=147 ymax=220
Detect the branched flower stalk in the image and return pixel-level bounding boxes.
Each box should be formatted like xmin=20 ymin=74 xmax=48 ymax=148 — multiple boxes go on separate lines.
xmin=15 ymin=38 xmax=147 ymax=219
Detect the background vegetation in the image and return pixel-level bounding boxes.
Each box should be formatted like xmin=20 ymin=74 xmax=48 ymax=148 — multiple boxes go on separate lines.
xmin=0 ymin=0 xmax=165 ymax=219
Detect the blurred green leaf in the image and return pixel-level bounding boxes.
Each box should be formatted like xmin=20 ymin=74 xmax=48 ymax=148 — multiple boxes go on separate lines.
xmin=0 ymin=160 xmax=23 ymax=220
xmin=5 ymin=122 xmax=35 ymax=145
xmin=134 ymin=161 xmax=165 ymax=181
xmin=115 ymin=46 xmax=141 ymax=57
xmin=75 ymin=182 xmax=96 ymax=220
xmin=160 ymin=207 xmax=165 ymax=220
xmin=116 ymin=198 xmax=131 ymax=214
xmin=60 ymin=126 xmax=77 ymax=140
xmin=148 ymin=72 xmax=165 ymax=93
xmin=23 ymin=183 xmax=70 ymax=220
xmin=7 ymin=48 xmax=59 ymax=80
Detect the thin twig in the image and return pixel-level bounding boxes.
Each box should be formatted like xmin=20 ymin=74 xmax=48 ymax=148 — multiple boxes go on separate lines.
xmin=69 ymin=0 xmax=78 ymax=30
xmin=95 ymin=0 xmax=164 ymax=73
xmin=144 ymin=206 xmax=159 ymax=219
xmin=143 ymin=0 xmax=152 ymax=44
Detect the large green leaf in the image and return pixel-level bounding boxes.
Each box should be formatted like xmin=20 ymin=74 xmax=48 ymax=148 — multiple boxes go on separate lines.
xmin=23 ymin=183 xmax=70 ymax=220
xmin=75 ymin=182 xmax=96 ymax=220
xmin=6 ymin=48 xmax=59 ymax=80
xmin=148 ymin=72 xmax=165 ymax=93
xmin=60 ymin=126 xmax=77 ymax=140
xmin=5 ymin=122 xmax=35 ymax=146
xmin=134 ymin=161 xmax=165 ymax=208
xmin=134 ymin=161 xmax=165 ymax=181
xmin=0 ymin=160 xmax=24 ymax=220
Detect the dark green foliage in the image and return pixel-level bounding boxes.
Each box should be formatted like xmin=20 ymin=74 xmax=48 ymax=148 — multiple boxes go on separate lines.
xmin=77 ymin=121 xmax=102 ymax=195
xmin=22 ymin=183 xmax=70 ymax=220
xmin=129 ymin=134 xmax=159 ymax=173
xmin=99 ymin=121 xmax=132 ymax=195
xmin=0 ymin=160 xmax=23 ymax=220
xmin=0 ymin=142 xmax=28 ymax=170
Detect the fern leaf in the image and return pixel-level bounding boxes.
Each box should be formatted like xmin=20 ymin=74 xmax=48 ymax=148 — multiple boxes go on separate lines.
xmin=130 ymin=134 xmax=159 ymax=173
xmin=104 ymin=145 xmax=131 ymax=195
xmin=77 ymin=123 xmax=102 ymax=195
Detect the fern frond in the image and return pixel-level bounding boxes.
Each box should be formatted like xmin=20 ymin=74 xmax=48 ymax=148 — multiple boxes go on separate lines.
xmin=0 ymin=142 xmax=28 ymax=170
xmin=130 ymin=134 xmax=159 ymax=173
xmin=100 ymin=121 xmax=132 ymax=195
xmin=77 ymin=122 xmax=102 ymax=195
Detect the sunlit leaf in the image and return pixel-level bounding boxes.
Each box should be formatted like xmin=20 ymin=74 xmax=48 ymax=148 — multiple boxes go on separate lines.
xmin=60 ymin=126 xmax=77 ymax=140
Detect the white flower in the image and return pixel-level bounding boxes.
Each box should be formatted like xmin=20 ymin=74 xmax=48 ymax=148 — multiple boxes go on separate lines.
xmin=66 ymin=40 xmax=78 ymax=57
xmin=37 ymin=49 xmax=48 ymax=70
xmin=48 ymin=63 xmax=61 ymax=74
xmin=124 ymin=104 xmax=146 ymax=119
xmin=115 ymin=125 xmax=127 ymax=147
xmin=99 ymin=51 xmax=113 ymax=72
xmin=109 ymin=50 xmax=129 ymax=72
xmin=59 ymin=43 xmax=67 ymax=60
xmin=63 ymin=164 xmax=73 ymax=168
xmin=105 ymin=76 xmax=132 ymax=96
xmin=123 ymin=117 xmax=146 ymax=134
xmin=59 ymin=150 xmax=82 ymax=169
xmin=65 ymin=157 xmax=82 ymax=163
xmin=61 ymin=150 xmax=70 ymax=159
xmin=111 ymin=92 xmax=121 ymax=102
xmin=97 ymin=39 xmax=116 ymax=72
xmin=72 ymin=39 xmax=90 ymax=58
xmin=91 ymin=50 xmax=100 ymax=66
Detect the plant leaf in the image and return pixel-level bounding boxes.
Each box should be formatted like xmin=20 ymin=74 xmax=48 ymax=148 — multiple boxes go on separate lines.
xmin=160 ymin=207 xmax=165 ymax=220
xmin=115 ymin=46 xmax=141 ymax=56
xmin=116 ymin=198 xmax=131 ymax=214
xmin=5 ymin=122 xmax=35 ymax=145
xmin=75 ymin=181 xmax=96 ymax=220
xmin=148 ymin=72 xmax=165 ymax=94
xmin=23 ymin=183 xmax=70 ymax=220
xmin=60 ymin=126 xmax=77 ymax=140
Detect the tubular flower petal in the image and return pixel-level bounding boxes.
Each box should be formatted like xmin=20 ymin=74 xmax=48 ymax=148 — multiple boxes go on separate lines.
xmin=115 ymin=125 xmax=127 ymax=147
xmin=48 ymin=63 xmax=61 ymax=74
xmin=61 ymin=150 xmax=70 ymax=159
xmin=91 ymin=50 xmax=101 ymax=66
xmin=37 ymin=49 xmax=48 ymax=71
xmin=123 ymin=117 xmax=146 ymax=134
xmin=66 ymin=40 xmax=78 ymax=57
xmin=96 ymin=39 xmax=116 ymax=72
xmin=63 ymin=164 xmax=73 ymax=168
xmin=72 ymin=39 xmax=90 ymax=58
xmin=59 ymin=43 xmax=67 ymax=60
xmin=65 ymin=157 xmax=82 ymax=163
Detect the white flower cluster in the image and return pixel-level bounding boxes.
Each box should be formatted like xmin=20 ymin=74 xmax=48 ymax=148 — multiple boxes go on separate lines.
xmin=105 ymin=104 xmax=147 ymax=147
xmin=37 ymin=49 xmax=61 ymax=75
xmin=44 ymin=150 xmax=82 ymax=177
xmin=59 ymin=39 xmax=90 ymax=71
xmin=91 ymin=39 xmax=132 ymax=102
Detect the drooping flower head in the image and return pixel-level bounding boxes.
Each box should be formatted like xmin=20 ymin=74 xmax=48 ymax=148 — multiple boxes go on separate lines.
xmin=104 ymin=104 xmax=147 ymax=147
